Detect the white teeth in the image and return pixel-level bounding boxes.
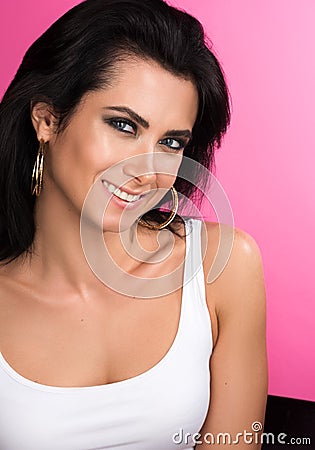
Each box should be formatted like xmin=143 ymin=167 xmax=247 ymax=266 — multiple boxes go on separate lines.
xmin=117 ymin=190 xmax=128 ymax=201
xmin=107 ymin=184 xmax=115 ymax=193
xmin=102 ymin=181 xmax=141 ymax=202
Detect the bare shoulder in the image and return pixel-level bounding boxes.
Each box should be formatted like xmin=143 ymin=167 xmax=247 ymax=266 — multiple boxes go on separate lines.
xmin=201 ymin=220 xmax=264 ymax=261
xmin=201 ymin=221 xmax=266 ymax=317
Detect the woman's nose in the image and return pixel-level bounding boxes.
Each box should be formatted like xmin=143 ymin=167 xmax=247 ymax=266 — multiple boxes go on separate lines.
xmin=122 ymin=152 xmax=158 ymax=186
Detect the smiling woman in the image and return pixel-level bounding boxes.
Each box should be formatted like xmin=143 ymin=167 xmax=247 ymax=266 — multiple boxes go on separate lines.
xmin=29 ymin=58 xmax=198 ymax=235
xmin=0 ymin=0 xmax=267 ymax=449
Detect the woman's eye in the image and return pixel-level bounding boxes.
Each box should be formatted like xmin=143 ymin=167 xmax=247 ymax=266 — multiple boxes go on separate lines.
xmin=108 ymin=118 xmax=136 ymax=134
xmin=160 ymin=137 xmax=185 ymax=151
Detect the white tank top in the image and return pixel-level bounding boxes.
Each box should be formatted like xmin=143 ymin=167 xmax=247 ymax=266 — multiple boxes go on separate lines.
xmin=0 ymin=218 xmax=213 ymax=450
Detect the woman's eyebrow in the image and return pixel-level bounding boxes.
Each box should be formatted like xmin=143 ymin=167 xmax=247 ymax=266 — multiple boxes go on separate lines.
xmin=103 ymin=106 xmax=149 ymax=129
xmin=163 ymin=129 xmax=192 ymax=140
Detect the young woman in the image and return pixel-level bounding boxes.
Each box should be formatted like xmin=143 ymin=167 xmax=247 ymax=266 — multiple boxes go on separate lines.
xmin=0 ymin=0 xmax=267 ymax=448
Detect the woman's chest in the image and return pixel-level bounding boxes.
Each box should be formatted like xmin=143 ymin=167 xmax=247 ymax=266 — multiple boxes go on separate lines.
xmin=0 ymin=346 xmax=210 ymax=450
xmin=0 ymin=286 xmax=183 ymax=388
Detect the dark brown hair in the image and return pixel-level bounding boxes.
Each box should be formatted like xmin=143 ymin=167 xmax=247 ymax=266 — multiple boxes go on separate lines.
xmin=0 ymin=0 xmax=230 ymax=263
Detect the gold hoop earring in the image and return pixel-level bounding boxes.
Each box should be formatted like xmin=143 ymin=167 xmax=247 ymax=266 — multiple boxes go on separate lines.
xmin=31 ymin=139 xmax=46 ymax=197
xmin=138 ymin=186 xmax=179 ymax=230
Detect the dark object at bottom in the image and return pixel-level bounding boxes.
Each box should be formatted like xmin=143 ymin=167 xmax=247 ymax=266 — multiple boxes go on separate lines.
xmin=262 ymin=395 xmax=315 ymax=449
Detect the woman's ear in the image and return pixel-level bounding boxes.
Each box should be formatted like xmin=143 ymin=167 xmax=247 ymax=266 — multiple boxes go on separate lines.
xmin=31 ymin=102 xmax=57 ymax=142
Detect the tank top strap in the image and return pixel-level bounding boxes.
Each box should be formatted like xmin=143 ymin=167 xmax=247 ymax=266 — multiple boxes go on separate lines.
xmin=181 ymin=217 xmax=212 ymax=345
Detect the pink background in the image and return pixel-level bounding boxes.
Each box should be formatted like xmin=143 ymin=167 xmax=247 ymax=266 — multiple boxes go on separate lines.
xmin=1 ymin=1 xmax=314 ymax=401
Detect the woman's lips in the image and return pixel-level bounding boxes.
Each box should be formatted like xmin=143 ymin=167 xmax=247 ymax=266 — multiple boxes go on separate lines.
xmin=102 ymin=180 xmax=143 ymax=202
xmin=101 ymin=180 xmax=150 ymax=209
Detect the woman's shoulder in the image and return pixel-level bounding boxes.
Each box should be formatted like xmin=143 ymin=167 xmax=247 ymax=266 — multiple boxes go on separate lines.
xmin=201 ymin=220 xmax=266 ymax=317
xmin=185 ymin=218 xmax=263 ymax=274
xmin=203 ymin=220 xmax=263 ymax=257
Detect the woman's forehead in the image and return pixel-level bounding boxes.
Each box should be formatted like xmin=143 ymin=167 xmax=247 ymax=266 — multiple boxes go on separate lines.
xmin=80 ymin=57 xmax=199 ymax=126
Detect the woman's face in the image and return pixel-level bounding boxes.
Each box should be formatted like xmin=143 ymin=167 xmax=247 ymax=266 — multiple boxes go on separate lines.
xmin=33 ymin=57 xmax=199 ymax=231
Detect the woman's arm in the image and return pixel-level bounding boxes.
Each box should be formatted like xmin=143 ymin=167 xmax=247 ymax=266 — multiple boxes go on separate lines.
xmin=197 ymin=224 xmax=268 ymax=449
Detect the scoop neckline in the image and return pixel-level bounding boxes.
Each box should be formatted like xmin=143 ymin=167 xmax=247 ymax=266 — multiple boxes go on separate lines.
xmin=0 ymin=218 xmax=193 ymax=393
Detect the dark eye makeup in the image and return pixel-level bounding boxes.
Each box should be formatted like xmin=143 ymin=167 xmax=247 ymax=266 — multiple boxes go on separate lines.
xmin=104 ymin=117 xmax=136 ymax=134
xmin=103 ymin=116 xmax=189 ymax=152
xmin=158 ymin=137 xmax=187 ymax=151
